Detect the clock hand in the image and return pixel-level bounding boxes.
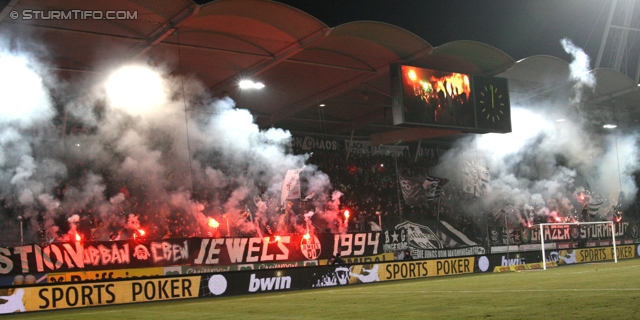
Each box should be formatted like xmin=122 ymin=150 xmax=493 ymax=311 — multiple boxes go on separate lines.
xmin=491 ymin=85 xmax=494 ymax=108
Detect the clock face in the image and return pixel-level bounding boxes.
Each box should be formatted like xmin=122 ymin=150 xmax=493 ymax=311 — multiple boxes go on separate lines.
xmin=474 ymin=76 xmax=511 ymax=132
xmin=479 ymin=84 xmax=506 ymax=122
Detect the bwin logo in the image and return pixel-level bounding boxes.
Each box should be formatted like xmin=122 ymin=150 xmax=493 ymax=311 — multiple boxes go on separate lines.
xmin=501 ymin=256 xmax=525 ymax=266
xmin=248 ymin=273 xmax=291 ymax=292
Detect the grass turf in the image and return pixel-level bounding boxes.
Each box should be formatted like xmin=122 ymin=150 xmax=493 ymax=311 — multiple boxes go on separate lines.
xmin=4 ymin=258 xmax=640 ymax=319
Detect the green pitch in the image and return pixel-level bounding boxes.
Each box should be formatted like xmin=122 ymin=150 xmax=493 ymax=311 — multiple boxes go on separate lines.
xmin=5 ymin=259 xmax=640 ymax=319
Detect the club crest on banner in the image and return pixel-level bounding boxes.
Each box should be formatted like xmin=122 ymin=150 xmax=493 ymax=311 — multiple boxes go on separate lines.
xmin=397 ymin=222 xmax=443 ymax=249
xmin=570 ymin=225 xmax=580 ymax=239
xmin=383 ymin=229 xmax=408 ymax=252
xmin=300 ymin=234 xmax=321 ymax=260
xmin=631 ymin=224 xmax=639 ymax=239
xmin=133 ymin=245 xmax=150 ymax=260
xmin=490 ymin=228 xmax=501 ymax=244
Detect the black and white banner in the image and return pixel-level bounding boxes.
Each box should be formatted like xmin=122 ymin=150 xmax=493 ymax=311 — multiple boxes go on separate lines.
xmin=399 ymin=176 xmax=446 ymax=206
xmin=0 ymin=233 xmax=383 ymax=276
xmin=489 ymin=221 xmax=633 ymax=247
xmin=0 ymin=238 xmax=192 ymax=276
xmin=345 ymin=140 xmax=408 ymax=157
xmin=384 ymin=221 xmax=485 ymax=259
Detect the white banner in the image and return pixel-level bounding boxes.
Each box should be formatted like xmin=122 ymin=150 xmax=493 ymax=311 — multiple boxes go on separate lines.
xmin=462 ymin=159 xmax=490 ymax=196
xmin=281 ymin=167 xmax=304 ymax=205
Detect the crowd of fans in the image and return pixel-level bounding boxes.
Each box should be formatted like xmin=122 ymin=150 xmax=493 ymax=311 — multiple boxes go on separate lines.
xmin=304 ymin=150 xmax=485 ymax=242
xmin=11 ymin=146 xmax=635 ymax=247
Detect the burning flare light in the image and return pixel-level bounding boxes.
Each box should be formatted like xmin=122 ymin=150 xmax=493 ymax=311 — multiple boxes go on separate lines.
xmin=105 ymin=65 xmax=166 ymax=115
xmin=208 ymin=218 xmax=220 ymax=228
xmin=75 ymin=233 xmax=81 ymax=242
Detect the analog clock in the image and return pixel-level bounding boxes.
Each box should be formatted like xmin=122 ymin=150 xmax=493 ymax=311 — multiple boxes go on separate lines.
xmin=478 ymin=84 xmax=506 ymax=122
xmin=474 ymin=76 xmax=511 ymax=132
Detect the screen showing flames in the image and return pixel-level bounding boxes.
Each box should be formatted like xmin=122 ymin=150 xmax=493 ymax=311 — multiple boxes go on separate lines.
xmin=400 ymin=65 xmax=475 ymax=128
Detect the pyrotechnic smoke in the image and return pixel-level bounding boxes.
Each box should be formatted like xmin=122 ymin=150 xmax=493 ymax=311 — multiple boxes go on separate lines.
xmin=432 ymin=40 xmax=639 ymax=225
xmin=561 ymin=38 xmax=595 ymax=107
xmin=0 ymin=35 xmax=339 ymax=243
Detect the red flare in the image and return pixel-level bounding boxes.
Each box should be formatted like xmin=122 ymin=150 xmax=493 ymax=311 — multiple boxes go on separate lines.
xmin=303 ymin=233 xmax=311 ymax=240
xmin=75 ymin=233 xmax=81 ymax=242
xmin=208 ymin=218 xmax=220 ymax=228
xmin=344 ymin=210 xmax=350 ymax=219
xmin=138 ymin=229 xmax=146 ymax=236
xmin=274 ymin=235 xmax=281 ymax=242
xmin=555 ymin=217 xmax=562 ymax=223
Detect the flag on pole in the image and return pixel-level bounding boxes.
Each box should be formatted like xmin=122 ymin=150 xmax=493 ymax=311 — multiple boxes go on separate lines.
xmin=423 ymin=176 xmax=447 ymax=201
xmin=399 ymin=177 xmax=426 ymax=206
xmin=399 ymin=176 xmax=447 ymax=206
xmin=281 ymin=167 xmax=304 ymax=206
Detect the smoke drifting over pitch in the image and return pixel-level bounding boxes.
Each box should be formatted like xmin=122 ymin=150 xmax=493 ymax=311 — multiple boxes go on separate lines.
xmin=432 ymin=39 xmax=639 ymax=225
xmin=0 ymin=35 xmax=341 ymax=242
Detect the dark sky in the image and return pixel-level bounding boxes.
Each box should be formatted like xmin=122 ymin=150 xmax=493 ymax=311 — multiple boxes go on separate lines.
xmin=274 ymin=0 xmax=610 ymax=64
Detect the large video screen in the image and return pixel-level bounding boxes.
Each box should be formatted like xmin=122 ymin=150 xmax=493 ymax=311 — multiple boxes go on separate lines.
xmin=391 ymin=64 xmax=511 ymax=133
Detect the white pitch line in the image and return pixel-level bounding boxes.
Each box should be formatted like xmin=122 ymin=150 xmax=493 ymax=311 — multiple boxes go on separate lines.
xmin=327 ymin=288 xmax=640 ymax=294
xmin=37 ymin=309 xmax=125 ymax=318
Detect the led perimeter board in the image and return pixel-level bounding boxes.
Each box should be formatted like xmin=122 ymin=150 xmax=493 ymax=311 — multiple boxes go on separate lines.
xmin=391 ymin=64 xmax=511 ymax=133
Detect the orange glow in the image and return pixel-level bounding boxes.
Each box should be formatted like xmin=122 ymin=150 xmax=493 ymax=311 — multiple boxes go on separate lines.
xmin=75 ymin=233 xmax=81 ymax=242
xmin=303 ymin=233 xmax=311 ymax=240
xmin=430 ymin=73 xmax=471 ymax=97
xmin=407 ymin=69 xmax=417 ymax=82
xmin=344 ymin=210 xmax=350 ymax=219
xmin=208 ymin=218 xmax=220 ymax=228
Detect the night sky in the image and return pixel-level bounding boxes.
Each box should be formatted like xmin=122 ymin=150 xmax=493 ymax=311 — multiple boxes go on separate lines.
xmin=271 ymin=0 xmax=610 ymax=64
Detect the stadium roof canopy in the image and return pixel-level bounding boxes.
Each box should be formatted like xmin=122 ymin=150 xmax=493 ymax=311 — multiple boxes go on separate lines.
xmin=1 ymin=0 xmax=638 ymax=144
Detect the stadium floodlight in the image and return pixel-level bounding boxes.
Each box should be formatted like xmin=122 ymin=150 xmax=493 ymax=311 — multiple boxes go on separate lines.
xmin=603 ymin=124 xmax=617 ymax=129
xmin=105 ymin=65 xmax=166 ymax=115
xmin=239 ymin=79 xmax=265 ymax=89
xmin=538 ymin=221 xmax=618 ymax=270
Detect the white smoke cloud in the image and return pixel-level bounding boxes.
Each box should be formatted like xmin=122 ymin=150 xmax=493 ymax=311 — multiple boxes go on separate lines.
xmin=433 ymin=40 xmax=638 ymax=225
xmin=561 ymin=38 xmax=596 ymax=107
xmin=0 ymin=51 xmax=53 ymax=127
xmin=0 ymin=36 xmax=337 ymax=243
xmin=594 ymin=134 xmax=639 ymax=207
